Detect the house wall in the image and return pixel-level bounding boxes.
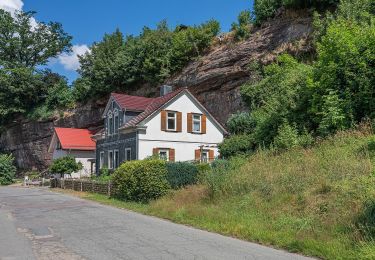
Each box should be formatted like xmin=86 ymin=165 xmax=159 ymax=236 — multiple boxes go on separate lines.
xmin=138 ymin=92 xmax=224 ymax=161
xmin=52 ymin=149 xmax=95 ymax=178
xmin=95 ymin=132 xmax=137 ymax=174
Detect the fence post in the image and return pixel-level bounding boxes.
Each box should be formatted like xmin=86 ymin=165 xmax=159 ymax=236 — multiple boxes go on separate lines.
xmin=81 ymin=181 xmax=83 ymax=192
xmin=108 ymin=181 xmax=111 ymax=197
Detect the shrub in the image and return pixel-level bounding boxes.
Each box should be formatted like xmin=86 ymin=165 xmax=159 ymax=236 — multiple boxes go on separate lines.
xmin=0 ymin=154 xmax=16 ymax=185
xmin=49 ymin=156 xmax=83 ymax=177
xmin=231 ymin=10 xmax=253 ymax=41
xmin=93 ymin=167 xmax=112 ymax=182
xmin=166 ymin=162 xmax=199 ymax=189
xmin=273 ymin=121 xmax=299 ymax=150
xmin=218 ymin=134 xmax=254 ymax=158
xmin=112 ymin=159 xmax=170 ymax=202
xmin=226 ymin=112 xmax=255 ymax=135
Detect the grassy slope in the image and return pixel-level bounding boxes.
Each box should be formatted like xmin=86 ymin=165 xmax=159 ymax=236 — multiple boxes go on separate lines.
xmin=60 ymin=131 xmax=375 ymax=259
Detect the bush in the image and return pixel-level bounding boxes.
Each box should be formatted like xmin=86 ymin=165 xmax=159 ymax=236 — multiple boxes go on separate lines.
xmin=49 ymin=156 xmax=83 ymax=177
xmin=0 ymin=154 xmax=16 ymax=185
xmin=273 ymin=121 xmax=299 ymax=150
xmin=166 ymin=162 xmax=199 ymax=189
xmin=112 ymin=159 xmax=170 ymax=202
xmin=226 ymin=112 xmax=255 ymax=135
xmin=92 ymin=167 xmax=112 ymax=182
xmin=218 ymin=134 xmax=254 ymax=158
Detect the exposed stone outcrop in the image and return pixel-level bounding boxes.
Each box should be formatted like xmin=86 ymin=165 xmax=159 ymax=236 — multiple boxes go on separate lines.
xmin=0 ymin=15 xmax=313 ymax=171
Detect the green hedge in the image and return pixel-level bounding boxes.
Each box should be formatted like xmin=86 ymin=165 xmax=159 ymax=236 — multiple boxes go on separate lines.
xmin=166 ymin=162 xmax=199 ymax=189
xmin=0 ymin=154 xmax=16 ymax=185
xmin=112 ymin=159 xmax=170 ymax=202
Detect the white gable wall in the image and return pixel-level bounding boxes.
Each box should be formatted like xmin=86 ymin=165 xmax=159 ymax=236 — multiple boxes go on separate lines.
xmin=138 ymin=92 xmax=224 ymax=161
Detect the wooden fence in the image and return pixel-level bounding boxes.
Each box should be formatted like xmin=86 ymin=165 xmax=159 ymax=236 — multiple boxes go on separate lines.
xmin=50 ymin=178 xmax=113 ymax=196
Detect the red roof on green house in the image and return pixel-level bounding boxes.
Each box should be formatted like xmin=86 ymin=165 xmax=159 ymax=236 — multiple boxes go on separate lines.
xmin=54 ymin=127 xmax=96 ymax=151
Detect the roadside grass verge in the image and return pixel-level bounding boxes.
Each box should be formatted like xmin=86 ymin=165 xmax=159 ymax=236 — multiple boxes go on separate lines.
xmin=54 ymin=130 xmax=375 ymax=259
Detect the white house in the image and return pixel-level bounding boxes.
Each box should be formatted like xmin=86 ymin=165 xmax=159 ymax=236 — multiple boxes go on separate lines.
xmin=93 ymin=86 xmax=226 ymax=174
xmin=48 ymin=127 xmax=96 ymax=178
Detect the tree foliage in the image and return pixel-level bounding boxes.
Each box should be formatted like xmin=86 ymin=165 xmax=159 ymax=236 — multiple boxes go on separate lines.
xmin=74 ymin=20 xmax=220 ymax=101
xmin=0 ymin=154 xmax=16 ymax=185
xmin=0 ymin=10 xmax=73 ymax=124
xmin=49 ymin=156 xmax=83 ymax=177
xmin=231 ymin=10 xmax=252 ymax=41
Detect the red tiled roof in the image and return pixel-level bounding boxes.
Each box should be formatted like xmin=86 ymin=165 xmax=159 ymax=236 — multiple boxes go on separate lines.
xmin=111 ymin=93 xmax=155 ymax=111
xmin=54 ymin=127 xmax=96 ymax=151
xmin=122 ymin=88 xmax=185 ymax=129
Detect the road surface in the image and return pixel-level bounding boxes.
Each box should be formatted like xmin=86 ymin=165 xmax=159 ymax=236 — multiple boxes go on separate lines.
xmin=0 ymin=186 xmax=313 ymax=260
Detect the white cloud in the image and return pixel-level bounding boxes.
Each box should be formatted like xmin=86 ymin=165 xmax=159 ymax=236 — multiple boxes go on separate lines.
xmin=58 ymin=44 xmax=90 ymax=71
xmin=0 ymin=0 xmax=23 ymax=15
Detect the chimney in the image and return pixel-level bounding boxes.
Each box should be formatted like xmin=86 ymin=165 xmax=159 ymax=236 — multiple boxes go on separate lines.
xmin=160 ymin=85 xmax=173 ymax=96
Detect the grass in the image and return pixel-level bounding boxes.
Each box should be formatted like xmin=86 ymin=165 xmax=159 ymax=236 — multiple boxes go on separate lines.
xmin=55 ymin=130 xmax=375 ymax=259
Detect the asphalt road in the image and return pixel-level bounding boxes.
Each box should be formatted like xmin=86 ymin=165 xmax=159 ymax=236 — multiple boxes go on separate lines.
xmin=0 ymin=186 xmax=313 ymax=260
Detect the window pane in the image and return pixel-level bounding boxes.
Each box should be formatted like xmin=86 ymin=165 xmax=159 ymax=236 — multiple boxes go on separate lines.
xmin=167 ymin=119 xmax=175 ymax=130
xmin=193 ymin=121 xmax=200 ymax=132
xmin=159 ymin=151 xmax=168 ymax=161
xmin=126 ymin=149 xmax=131 ymax=161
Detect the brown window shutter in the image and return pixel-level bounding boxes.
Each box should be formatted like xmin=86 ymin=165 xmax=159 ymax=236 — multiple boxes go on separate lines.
xmin=201 ymin=114 xmax=207 ymax=134
xmin=195 ymin=149 xmax=201 ymax=161
xmin=161 ymin=110 xmax=167 ymax=131
xmin=176 ymin=112 xmax=182 ymax=132
xmin=209 ymin=149 xmax=215 ymax=162
xmin=169 ymin=148 xmax=175 ymax=162
xmin=153 ymin=148 xmax=159 ymax=156
xmin=187 ymin=113 xmax=193 ymax=133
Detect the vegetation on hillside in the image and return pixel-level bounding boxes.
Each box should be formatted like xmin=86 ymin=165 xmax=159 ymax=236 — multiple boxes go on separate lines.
xmin=221 ymin=0 xmax=375 ymax=157
xmin=73 ymin=20 xmax=220 ymax=101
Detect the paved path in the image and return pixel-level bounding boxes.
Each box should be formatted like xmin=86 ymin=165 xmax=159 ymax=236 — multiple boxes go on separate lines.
xmin=0 ymin=186 xmax=313 ymax=260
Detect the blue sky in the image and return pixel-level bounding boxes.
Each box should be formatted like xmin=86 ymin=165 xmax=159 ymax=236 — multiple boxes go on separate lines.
xmin=1 ymin=0 xmax=252 ymax=83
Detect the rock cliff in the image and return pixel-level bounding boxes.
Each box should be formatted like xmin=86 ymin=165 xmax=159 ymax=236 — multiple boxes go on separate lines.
xmin=0 ymin=14 xmax=312 ymax=171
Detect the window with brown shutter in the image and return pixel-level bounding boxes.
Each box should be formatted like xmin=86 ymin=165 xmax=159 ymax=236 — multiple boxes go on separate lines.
xmin=153 ymin=148 xmax=159 ymax=156
xmin=195 ymin=149 xmax=201 ymax=161
xmin=201 ymin=114 xmax=207 ymax=134
xmin=176 ymin=112 xmax=182 ymax=132
xmin=169 ymin=148 xmax=175 ymax=162
xmin=209 ymin=149 xmax=215 ymax=162
xmin=187 ymin=113 xmax=193 ymax=133
xmin=161 ymin=110 xmax=166 ymax=131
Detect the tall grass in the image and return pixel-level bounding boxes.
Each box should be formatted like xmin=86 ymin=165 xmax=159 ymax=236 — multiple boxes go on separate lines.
xmin=145 ymin=131 xmax=375 ymax=259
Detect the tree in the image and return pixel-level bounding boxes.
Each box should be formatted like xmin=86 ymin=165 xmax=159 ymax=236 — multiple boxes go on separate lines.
xmin=49 ymin=156 xmax=83 ymax=178
xmin=0 ymin=154 xmax=16 ymax=185
xmin=0 ymin=10 xmax=72 ymax=68
xmin=231 ymin=10 xmax=252 ymax=41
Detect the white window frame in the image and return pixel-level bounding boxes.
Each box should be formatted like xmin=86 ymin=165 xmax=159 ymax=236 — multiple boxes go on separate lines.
xmin=99 ymin=151 xmax=104 ymax=169
xmin=125 ymin=148 xmax=132 ymax=161
xmin=192 ymin=114 xmax=202 ymax=133
xmin=158 ymin=149 xmax=169 ymax=161
xmin=114 ymin=149 xmax=119 ymax=169
xmin=166 ymin=111 xmax=177 ymax=131
xmin=108 ymin=150 xmax=114 ymax=169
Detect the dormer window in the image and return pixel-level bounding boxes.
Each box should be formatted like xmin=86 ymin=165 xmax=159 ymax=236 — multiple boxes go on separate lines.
xmin=107 ymin=111 xmax=113 ymax=135
xmin=114 ymin=109 xmax=119 ymax=134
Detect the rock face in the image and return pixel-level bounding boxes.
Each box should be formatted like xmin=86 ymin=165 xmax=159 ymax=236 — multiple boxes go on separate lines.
xmin=0 ymin=15 xmax=312 ymax=171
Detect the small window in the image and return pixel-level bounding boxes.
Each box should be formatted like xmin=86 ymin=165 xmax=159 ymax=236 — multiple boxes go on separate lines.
xmin=125 ymin=148 xmax=132 ymax=161
xmin=56 ymin=140 xmax=62 ymax=150
xmin=159 ymin=149 xmax=169 ymax=161
xmin=193 ymin=114 xmax=201 ymax=133
xmin=167 ymin=112 xmax=176 ymax=131
xmin=201 ymin=151 xmax=209 ymax=163
xmin=108 ymin=150 xmax=114 ymax=169
xmin=99 ymin=152 xmax=104 ymax=169
xmin=114 ymin=150 xmax=119 ymax=168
